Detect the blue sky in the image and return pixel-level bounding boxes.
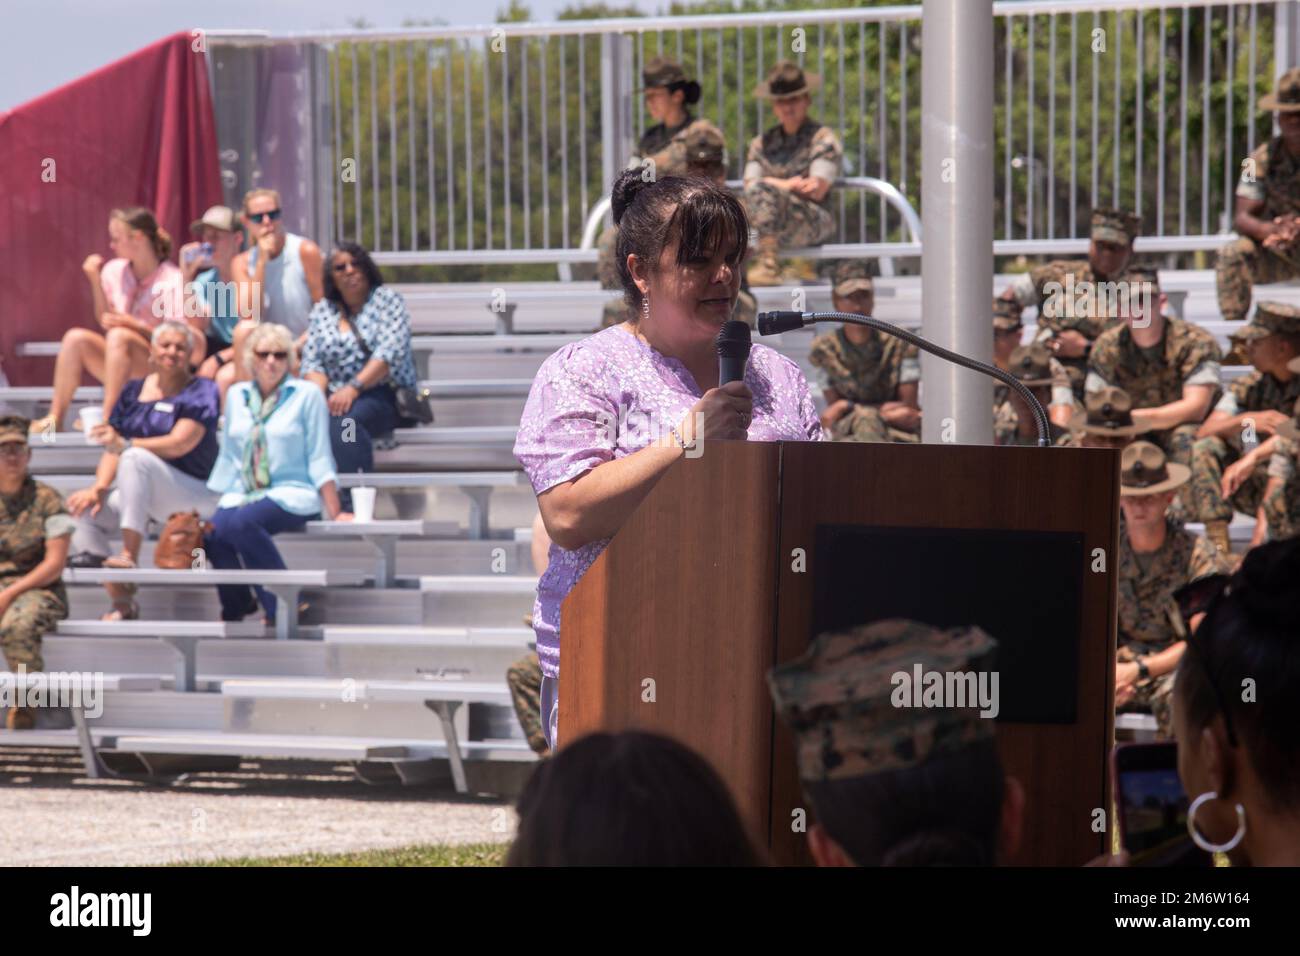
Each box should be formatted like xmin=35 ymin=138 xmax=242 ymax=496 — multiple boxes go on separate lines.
xmin=0 ymin=0 xmax=658 ymax=111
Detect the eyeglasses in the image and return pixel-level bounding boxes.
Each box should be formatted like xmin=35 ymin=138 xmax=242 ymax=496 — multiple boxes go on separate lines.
xmin=247 ymin=209 xmax=283 ymax=224
xmin=0 ymin=442 xmax=28 ymax=458
xmin=254 ymin=350 xmax=288 ymax=361
xmin=331 ymin=260 xmax=358 ymax=274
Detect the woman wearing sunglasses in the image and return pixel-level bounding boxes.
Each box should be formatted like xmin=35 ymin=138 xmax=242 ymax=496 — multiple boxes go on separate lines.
xmin=300 ymin=242 xmax=419 ymax=508
xmin=203 ymin=323 xmax=352 ymax=625
xmin=215 ymin=189 xmax=324 ymax=404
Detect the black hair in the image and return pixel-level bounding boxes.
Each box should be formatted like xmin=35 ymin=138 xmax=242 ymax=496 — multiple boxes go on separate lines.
xmin=610 ymin=169 xmax=749 ymax=315
xmin=1175 ymin=537 xmax=1300 ymax=811
xmin=666 ymin=79 xmax=702 ymax=105
xmin=322 ymin=240 xmax=384 ymax=313
xmin=803 ymin=738 xmax=1007 ymax=866
xmin=505 ymin=730 xmax=766 ymax=866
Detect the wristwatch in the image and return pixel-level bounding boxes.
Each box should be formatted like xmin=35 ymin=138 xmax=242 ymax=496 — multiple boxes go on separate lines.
xmin=1135 ymin=657 xmax=1150 ymax=681
xmin=347 ymin=376 xmax=365 ymax=392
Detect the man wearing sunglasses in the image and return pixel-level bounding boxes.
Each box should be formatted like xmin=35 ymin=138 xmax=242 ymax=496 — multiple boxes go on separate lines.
xmin=221 ymin=190 xmax=324 ymax=402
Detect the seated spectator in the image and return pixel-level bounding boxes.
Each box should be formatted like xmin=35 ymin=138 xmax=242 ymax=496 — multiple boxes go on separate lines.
xmin=1087 ymin=268 xmax=1221 ymax=467
xmin=994 ymin=344 xmax=1070 ymax=446
xmin=217 ymin=189 xmax=324 ymax=403
xmin=768 ymin=619 xmax=1024 ymax=866
xmin=992 ymin=298 xmax=1076 ymax=430
xmin=1170 ymin=537 xmax=1300 ymax=865
xmin=0 ymin=415 xmax=74 ymax=730
xmin=300 ymin=242 xmax=419 ymax=508
xmin=1189 ymin=302 xmax=1300 ymax=556
xmin=65 ymin=322 xmax=222 ymax=621
xmin=204 ymin=323 xmax=352 ymax=623
xmin=182 ymin=205 xmax=245 ymax=374
xmin=505 ymin=730 xmax=765 ymax=866
xmin=743 ymin=61 xmax=842 ymax=286
xmin=1115 ymin=442 xmax=1230 ymax=737
xmin=33 ymin=207 xmax=200 ymax=435
xmin=1067 ymin=386 xmax=1144 ymax=450
xmin=811 ymin=262 xmax=920 ymax=442
xmin=1001 ymin=207 xmax=1141 ymax=400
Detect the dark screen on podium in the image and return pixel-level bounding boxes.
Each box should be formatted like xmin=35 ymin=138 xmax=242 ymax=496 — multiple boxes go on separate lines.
xmin=812 ymin=524 xmax=1084 ymax=724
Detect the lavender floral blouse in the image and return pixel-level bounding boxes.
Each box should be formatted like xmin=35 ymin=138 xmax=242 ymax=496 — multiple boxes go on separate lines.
xmin=514 ymin=324 xmax=824 ymax=679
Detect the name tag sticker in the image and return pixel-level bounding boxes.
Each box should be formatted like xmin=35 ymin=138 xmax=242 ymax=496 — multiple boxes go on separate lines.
xmin=154 ymin=402 xmax=175 ymax=413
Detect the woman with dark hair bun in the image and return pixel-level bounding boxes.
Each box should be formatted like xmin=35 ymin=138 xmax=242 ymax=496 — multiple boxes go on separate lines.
xmin=1169 ymin=537 xmax=1300 ymax=866
xmin=300 ymin=241 xmax=419 ymax=506
xmin=506 ymin=731 xmax=766 ymax=866
xmin=515 ymin=169 xmax=823 ymax=749
xmin=630 ymin=57 xmax=718 ymax=178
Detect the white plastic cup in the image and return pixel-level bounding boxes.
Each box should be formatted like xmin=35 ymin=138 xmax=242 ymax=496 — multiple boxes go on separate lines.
xmin=351 ymin=486 xmax=376 ymax=523
xmin=79 ymin=407 xmax=104 ymax=438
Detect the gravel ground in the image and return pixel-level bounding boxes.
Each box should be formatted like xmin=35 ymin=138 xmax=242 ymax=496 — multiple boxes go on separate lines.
xmin=0 ymin=749 xmax=518 ymax=867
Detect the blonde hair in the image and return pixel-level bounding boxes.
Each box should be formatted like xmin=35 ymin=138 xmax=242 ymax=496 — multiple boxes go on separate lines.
xmin=242 ymin=323 xmax=297 ymax=375
xmin=111 ymin=207 xmax=172 ymax=261
xmin=241 ymin=188 xmax=283 ymax=214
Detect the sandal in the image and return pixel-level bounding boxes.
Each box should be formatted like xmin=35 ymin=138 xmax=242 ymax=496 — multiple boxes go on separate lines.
xmin=28 ymin=415 xmax=57 ymax=436
xmin=101 ymin=600 xmax=139 ymax=622
xmin=103 ymin=552 xmax=138 ymax=569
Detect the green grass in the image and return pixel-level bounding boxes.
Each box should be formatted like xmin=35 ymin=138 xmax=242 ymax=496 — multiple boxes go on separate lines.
xmin=185 ymin=842 xmax=508 ymax=867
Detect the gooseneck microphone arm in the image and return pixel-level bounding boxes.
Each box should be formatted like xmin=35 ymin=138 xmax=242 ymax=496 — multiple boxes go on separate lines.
xmin=758 ymin=310 xmax=1052 ymax=448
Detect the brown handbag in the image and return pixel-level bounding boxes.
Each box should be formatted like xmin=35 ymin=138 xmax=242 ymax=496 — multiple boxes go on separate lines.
xmin=154 ymin=511 xmax=210 ymax=570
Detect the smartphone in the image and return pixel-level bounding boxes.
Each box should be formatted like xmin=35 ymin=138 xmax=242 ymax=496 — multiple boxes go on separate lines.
xmin=1113 ymin=742 xmax=1213 ymax=867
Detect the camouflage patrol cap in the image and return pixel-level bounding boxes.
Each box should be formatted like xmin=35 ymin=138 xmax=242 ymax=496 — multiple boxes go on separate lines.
xmin=1259 ymin=67 xmax=1300 ymax=113
xmin=1006 ymin=343 xmax=1055 ymax=387
xmin=831 ymin=259 xmax=873 ymax=297
xmin=0 ymin=415 xmax=31 ymax=445
xmin=1120 ymin=441 xmax=1191 ymax=496
xmin=635 ymin=56 xmax=689 ymax=91
xmin=767 ymin=618 xmax=998 ymax=783
xmin=1071 ymin=386 xmax=1143 ymax=437
xmin=1233 ymin=301 xmax=1300 ymax=343
xmin=1090 ymin=207 xmax=1142 ymax=245
xmin=682 ymin=124 xmax=726 ymax=170
xmin=993 ymin=297 xmax=1024 ymax=331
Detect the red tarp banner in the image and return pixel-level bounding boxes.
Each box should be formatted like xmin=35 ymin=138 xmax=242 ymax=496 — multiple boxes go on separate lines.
xmin=0 ymin=32 xmax=222 ymax=385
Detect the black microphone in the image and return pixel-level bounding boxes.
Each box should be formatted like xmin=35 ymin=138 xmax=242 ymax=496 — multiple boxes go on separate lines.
xmin=716 ymin=319 xmax=752 ymax=386
xmin=755 ymin=309 xmax=1053 ymax=447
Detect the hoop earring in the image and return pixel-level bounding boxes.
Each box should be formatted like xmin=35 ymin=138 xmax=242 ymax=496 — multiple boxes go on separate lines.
xmin=1186 ymin=791 xmax=1246 ymax=853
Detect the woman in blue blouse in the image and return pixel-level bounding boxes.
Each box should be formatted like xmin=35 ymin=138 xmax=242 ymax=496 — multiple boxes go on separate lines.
xmin=67 ymin=321 xmax=223 ymax=621
xmin=300 ymin=242 xmax=419 ymax=505
xmin=205 ymin=322 xmax=353 ymax=622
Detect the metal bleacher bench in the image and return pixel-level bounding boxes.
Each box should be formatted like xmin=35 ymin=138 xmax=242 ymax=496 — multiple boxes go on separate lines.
xmin=304 ymin=519 xmax=441 ymax=587
xmin=219 ymin=677 xmax=524 ymax=792
xmin=336 ymin=470 xmax=528 ymax=539
xmin=63 ymin=567 xmax=366 ymax=640
xmin=54 ymin=618 xmax=263 ymax=692
xmin=0 ymin=671 xmax=162 ymax=778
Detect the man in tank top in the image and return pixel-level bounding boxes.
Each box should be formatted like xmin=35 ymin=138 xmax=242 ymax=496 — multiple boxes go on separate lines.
xmin=213 ymin=189 xmax=323 ymax=402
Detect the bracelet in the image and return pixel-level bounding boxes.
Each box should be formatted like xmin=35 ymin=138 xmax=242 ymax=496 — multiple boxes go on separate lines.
xmin=667 ymin=424 xmax=688 ymax=451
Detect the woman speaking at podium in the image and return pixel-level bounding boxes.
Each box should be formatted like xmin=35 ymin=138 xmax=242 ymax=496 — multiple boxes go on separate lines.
xmin=514 ymin=168 xmax=823 ymax=749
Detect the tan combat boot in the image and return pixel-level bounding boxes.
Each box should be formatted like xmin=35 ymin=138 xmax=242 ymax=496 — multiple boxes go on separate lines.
xmin=1204 ymin=519 xmax=1232 ymax=557
xmin=747 ymin=237 xmax=782 ymax=287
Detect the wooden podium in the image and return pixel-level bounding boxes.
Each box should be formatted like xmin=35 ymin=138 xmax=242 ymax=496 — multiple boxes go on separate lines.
xmin=559 ymin=440 xmax=1119 ymax=866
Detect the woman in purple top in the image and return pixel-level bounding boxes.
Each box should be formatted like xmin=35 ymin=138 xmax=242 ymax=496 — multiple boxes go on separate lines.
xmin=66 ymin=321 xmax=222 ymax=620
xmin=514 ymin=170 xmax=823 ymax=748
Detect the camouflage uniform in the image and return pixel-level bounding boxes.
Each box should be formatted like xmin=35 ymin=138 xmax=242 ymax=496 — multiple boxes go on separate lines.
xmin=506 ymin=652 xmax=548 ymax=755
xmin=1007 ymin=208 xmax=1143 ymax=398
xmin=994 ymin=344 xmax=1073 ymax=446
xmin=1188 ymin=314 xmax=1300 ymax=525
xmin=1263 ymin=432 xmax=1300 ymax=540
xmin=634 ymin=115 xmax=725 ymax=182
xmin=809 ymin=267 xmax=920 ymax=444
xmin=1117 ymin=442 xmax=1230 ymax=737
xmin=1117 ymin=519 xmax=1228 ymax=736
xmin=1216 ymin=136 xmax=1300 ymax=321
xmin=742 ymin=120 xmax=841 ymax=249
xmin=1 ymin=476 xmax=74 ymax=673
xmin=767 ymin=618 xmax=998 ymax=785
xmin=1086 ymin=317 xmax=1223 ymax=466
